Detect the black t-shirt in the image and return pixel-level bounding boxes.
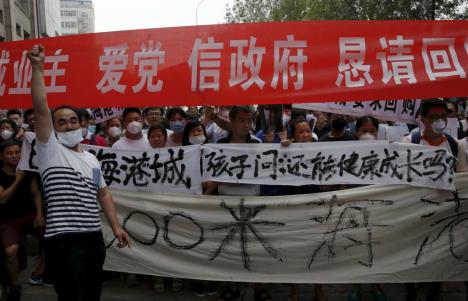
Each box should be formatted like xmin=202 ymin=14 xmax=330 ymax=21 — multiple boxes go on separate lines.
xmin=0 ymin=169 xmax=36 ymax=220
xmin=319 ymin=130 xmax=357 ymax=142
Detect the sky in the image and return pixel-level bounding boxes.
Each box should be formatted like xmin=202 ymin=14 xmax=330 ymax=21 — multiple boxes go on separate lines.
xmin=94 ymin=0 xmax=235 ymax=33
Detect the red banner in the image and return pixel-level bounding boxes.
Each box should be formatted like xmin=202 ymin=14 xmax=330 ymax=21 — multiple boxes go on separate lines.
xmin=0 ymin=21 xmax=467 ymax=109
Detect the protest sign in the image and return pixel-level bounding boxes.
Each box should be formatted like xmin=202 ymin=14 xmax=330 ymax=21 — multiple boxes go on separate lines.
xmin=102 ymin=173 xmax=468 ymax=283
xmin=202 ymin=142 xmax=456 ymax=191
xmin=88 ymin=107 xmax=125 ymax=124
xmin=0 ymin=21 xmax=467 ymax=108
xmin=294 ymin=99 xmax=421 ymax=124
xmin=18 ymin=133 xmax=203 ymax=194
xmin=19 ymin=133 xmax=456 ymax=191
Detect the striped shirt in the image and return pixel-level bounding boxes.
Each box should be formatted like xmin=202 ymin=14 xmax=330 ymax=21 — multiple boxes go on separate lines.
xmin=37 ymin=133 xmax=106 ymax=238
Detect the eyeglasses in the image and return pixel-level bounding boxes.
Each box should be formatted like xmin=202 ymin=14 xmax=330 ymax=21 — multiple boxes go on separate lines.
xmin=147 ymin=112 xmax=162 ymax=117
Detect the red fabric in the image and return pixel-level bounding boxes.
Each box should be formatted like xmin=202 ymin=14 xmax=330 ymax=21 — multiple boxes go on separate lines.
xmin=82 ymin=135 xmax=108 ymax=147
xmin=0 ymin=21 xmax=466 ymax=108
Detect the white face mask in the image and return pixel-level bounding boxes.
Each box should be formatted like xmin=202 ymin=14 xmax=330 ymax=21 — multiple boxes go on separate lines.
xmin=127 ymin=121 xmax=143 ymax=135
xmin=431 ymin=119 xmax=446 ymax=134
xmin=359 ymin=133 xmax=377 ymax=141
xmin=189 ymin=135 xmax=205 ymax=145
xmin=81 ymin=127 xmax=88 ymax=138
xmin=108 ymin=126 xmax=122 ymax=138
xmin=57 ymin=128 xmax=83 ymax=148
xmin=0 ymin=129 xmax=13 ymax=140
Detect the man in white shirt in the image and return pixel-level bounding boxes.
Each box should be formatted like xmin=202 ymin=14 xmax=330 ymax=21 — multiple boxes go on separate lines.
xmin=112 ymin=107 xmax=151 ymax=150
xmin=28 ymin=44 xmax=130 ymax=301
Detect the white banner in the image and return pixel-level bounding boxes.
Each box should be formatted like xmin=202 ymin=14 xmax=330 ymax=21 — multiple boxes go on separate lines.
xmin=293 ymin=99 xmax=420 ymax=124
xmin=103 ymin=173 xmax=468 ymax=283
xmin=18 ymin=133 xmax=203 ymax=194
xmin=202 ymin=142 xmax=456 ymax=191
xmin=19 ymin=134 xmax=456 ymax=191
xmin=88 ymin=107 xmax=125 ymax=124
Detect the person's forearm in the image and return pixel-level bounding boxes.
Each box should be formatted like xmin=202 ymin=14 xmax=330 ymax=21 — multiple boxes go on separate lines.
xmin=29 ymin=46 xmax=53 ymax=143
xmin=0 ymin=180 xmax=22 ymax=204
xmin=98 ymin=189 xmax=121 ymax=231
xmin=31 ymin=65 xmax=48 ymax=115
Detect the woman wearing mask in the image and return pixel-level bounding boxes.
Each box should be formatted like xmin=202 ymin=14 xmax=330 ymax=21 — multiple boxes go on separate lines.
xmin=279 ymin=118 xmax=322 ymax=301
xmin=165 ymin=108 xmax=187 ymax=147
xmin=105 ymin=117 xmax=123 ymax=147
xmin=0 ymin=120 xmax=18 ymax=143
xmin=350 ymin=115 xmax=387 ymax=301
xmin=182 ymin=121 xmax=208 ymax=146
xmin=356 ymin=116 xmax=379 ymax=141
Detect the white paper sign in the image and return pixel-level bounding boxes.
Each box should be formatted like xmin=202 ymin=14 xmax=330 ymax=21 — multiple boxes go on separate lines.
xmin=202 ymin=142 xmax=456 ymax=191
xmin=19 ymin=134 xmax=456 ymax=191
xmin=18 ymin=133 xmax=203 ymax=195
xmin=293 ymin=100 xmax=420 ymax=124
xmin=88 ymin=107 xmax=125 ymax=124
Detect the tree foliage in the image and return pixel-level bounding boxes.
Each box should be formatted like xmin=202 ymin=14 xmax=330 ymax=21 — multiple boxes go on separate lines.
xmin=225 ymin=0 xmax=468 ymax=22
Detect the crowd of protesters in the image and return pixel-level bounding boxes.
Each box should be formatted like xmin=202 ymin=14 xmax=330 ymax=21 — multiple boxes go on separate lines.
xmin=0 ymin=98 xmax=468 ymax=300
xmin=0 ymin=89 xmax=467 ymax=301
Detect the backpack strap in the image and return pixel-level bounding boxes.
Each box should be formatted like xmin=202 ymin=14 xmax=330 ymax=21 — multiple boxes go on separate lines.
xmin=412 ymin=130 xmax=458 ymax=157
xmin=445 ymin=134 xmax=459 ymax=157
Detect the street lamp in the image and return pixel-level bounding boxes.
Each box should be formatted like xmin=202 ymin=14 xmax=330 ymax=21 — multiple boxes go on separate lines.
xmin=195 ymin=0 xmax=208 ymax=25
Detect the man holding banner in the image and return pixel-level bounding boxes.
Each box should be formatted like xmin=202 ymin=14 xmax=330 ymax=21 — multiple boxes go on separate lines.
xmin=27 ymin=44 xmax=130 ymax=301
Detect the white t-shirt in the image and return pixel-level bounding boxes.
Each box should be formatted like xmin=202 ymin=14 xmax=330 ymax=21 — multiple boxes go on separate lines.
xmin=112 ymin=135 xmax=151 ymax=150
xmin=37 ymin=132 xmax=106 ymax=238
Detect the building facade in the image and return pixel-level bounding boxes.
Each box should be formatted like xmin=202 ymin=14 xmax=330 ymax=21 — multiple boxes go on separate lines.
xmin=0 ymin=0 xmax=37 ymax=41
xmin=37 ymin=0 xmax=61 ymax=37
xmin=60 ymin=0 xmax=94 ymax=35
xmin=0 ymin=0 xmax=61 ymax=41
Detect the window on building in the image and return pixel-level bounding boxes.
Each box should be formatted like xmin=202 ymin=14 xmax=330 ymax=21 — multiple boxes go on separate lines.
xmin=16 ymin=24 xmax=22 ymax=37
xmin=23 ymin=30 xmax=30 ymax=40
xmin=0 ymin=10 xmax=4 ymax=24
xmin=15 ymin=0 xmax=30 ymax=16
xmin=61 ymin=10 xmax=77 ymax=17
xmin=0 ymin=36 xmax=5 ymax=42
xmin=81 ymin=12 xmax=88 ymax=18
xmin=61 ymin=22 xmax=77 ymax=29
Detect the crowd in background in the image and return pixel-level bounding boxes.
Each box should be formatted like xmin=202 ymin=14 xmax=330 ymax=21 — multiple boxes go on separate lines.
xmin=0 ymin=96 xmax=468 ymax=301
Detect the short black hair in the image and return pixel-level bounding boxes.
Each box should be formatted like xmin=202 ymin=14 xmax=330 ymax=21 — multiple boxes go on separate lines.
xmin=165 ymin=107 xmax=186 ymax=120
xmin=106 ymin=117 xmax=122 ymax=128
xmin=7 ymin=109 xmax=22 ymax=117
xmin=76 ymin=109 xmax=91 ymax=122
xmin=420 ymin=98 xmax=447 ymax=117
xmin=122 ymin=107 xmax=142 ymax=121
xmin=185 ymin=112 xmax=199 ymax=122
xmin=143 ymin=107 xmax=164 ymax=117
xmin=182 ymin=120 xmax=207 ymax=146
xmin=51 ymin=105 xmax=80 ymax=124
xmin=147 ymin=124 xmax=168 ymax=139
xmin=289 ymin=117 xmax=309 ymax=137
xmin=23 ymin=108 xmax=34 ymax=120
xmin=229 ymin=106 xmax=252 ymax=120
xmin=356 ymin=115 xmax=379 ymax=132
xmin=0 ymin=139 xmax=21 ymax=153
xmin=0 ymin=119 xmax=18 ymax=133
xmin=291 ymin=108 xmax=307 ymax=120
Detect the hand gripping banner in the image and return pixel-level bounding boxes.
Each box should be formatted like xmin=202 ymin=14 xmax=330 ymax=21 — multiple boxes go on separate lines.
xmin=0 ymin=21 xmax=467 ymax=108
